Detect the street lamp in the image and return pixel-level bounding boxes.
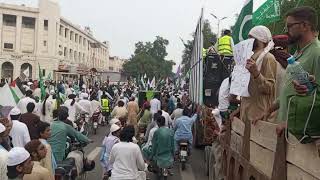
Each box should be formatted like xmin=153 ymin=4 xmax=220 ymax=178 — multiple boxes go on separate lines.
xmin=210 ymin=13 xmax=228 ymax=38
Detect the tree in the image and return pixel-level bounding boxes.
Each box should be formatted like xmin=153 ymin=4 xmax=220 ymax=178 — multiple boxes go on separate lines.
xmin=202 ymin=19 xmax=217 ymax=49
xmin=180 ymin=19 xmax=217 ymax=76
xmin=268 ymin=0 xmax=320 ymax=35
xmin=123 ymin=36 xmax=175 ymax=79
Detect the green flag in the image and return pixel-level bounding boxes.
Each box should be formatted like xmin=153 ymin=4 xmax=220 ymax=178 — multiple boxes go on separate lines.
xmin=9 ymin=86 xmax=20 ymax=103
xmin=38 ymin=63 xmax=46 ymax=101
xmin=253 ymin=0 xmax=280 ymax=26
xmin=232 ymin=0 xmax=253 ymax=44
xmin=46 ymin=72 xmax=52 ymax=80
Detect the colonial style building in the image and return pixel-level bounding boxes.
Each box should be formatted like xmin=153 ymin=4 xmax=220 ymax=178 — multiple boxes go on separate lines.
xmin=0 ymin=0 xmax=110 ymax=82
xmin=108 ymin=56 xmax=128 ymax=73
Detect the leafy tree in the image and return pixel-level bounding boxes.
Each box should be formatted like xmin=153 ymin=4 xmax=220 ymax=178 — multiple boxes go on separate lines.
xmin=180 ymin=19 xmax=217 ymax=76
xmin=269 ymin=0 xmax=320 ymax=35
xmin=123 ymin=36 xmax=175 ymax=79
xmin=203 ymin=19 xmax=217 ymax=49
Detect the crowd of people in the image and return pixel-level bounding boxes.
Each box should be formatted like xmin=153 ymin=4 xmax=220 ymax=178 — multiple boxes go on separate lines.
xmin=0 ymin=73 xmax=200 ymax=180
xmin=99 ymin=87 xmax=204 ymax=180
xmin=0 ymin=78 xmax=141 ymax=180
xmin=0 ymin=5 xmax=319 ymax=180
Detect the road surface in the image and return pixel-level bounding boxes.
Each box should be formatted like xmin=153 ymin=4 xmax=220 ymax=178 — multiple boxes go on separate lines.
xmin=84 ymin=125 xmax=208 ymax=180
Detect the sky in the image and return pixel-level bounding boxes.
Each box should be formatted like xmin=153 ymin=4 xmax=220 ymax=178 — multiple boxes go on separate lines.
xmin=1 ymin=0 xmax=266 ymax=71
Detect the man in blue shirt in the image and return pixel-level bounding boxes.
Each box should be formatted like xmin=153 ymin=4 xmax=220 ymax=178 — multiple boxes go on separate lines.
xmin=173 ymin=105 xmax=201 ymax=153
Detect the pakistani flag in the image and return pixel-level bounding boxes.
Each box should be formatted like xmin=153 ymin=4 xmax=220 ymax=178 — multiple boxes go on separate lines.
xmin=38 ymin=63 xmax=46 ymax=101
xmin=232 ymin=0 xmax=253 ymax=44
xmin=253 ymin=0 xmax=281 ymax=26
xmin=140 ymin=76 xmax=146 ymax=89
xmin=9 ymin=86 xmax=20 ymax=103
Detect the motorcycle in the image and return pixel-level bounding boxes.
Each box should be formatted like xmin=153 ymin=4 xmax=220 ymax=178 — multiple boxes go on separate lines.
xmin=179 ymin=140 xmax=189 ymax=170
xmin=148 ymin=162 xmax=169 ymax=180
xmin=55 ymin=140 xmax=95 ymax=180
xmin=137 ymin=125 xmax=147 ymax=147
xmin=75 ymin=113 xmax=90 ymax=136
xmin=91 ymin=109 xmax=101 ymax=135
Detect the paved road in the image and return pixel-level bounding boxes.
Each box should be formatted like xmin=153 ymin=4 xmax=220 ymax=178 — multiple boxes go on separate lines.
xmin=83 ymin=125 xmax=208 ymax=180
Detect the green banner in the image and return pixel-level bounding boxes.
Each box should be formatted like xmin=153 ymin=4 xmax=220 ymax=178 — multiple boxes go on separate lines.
xmin=232 ymin=0 xmax=253 ymax=44
xmin=253 ymin=0 xmax=281 ymax=25
xmin=146 ymin=91 xmax=154 ymax=101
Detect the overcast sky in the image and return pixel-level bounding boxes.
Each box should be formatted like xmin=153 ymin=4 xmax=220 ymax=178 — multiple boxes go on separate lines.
xmin=1 ymin=0 xmax=265 ymax=70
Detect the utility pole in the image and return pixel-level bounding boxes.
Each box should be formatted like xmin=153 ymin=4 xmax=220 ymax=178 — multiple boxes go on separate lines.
xmin=210 ymin=13 xmax=228 ymax=38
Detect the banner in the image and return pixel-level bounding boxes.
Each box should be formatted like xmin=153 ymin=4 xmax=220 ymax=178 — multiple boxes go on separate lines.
xmin=0 ymin=84 xmax=17 ymax=107
xmin=230 ymin=39 xmax=255 ymax=97
xmin=232 ymin=0 xmax=253 ymax=44
xmin=253 ymin=0 xmax=280 ymax=25
xmin=189 ymin=8 xmax=204 ymax=105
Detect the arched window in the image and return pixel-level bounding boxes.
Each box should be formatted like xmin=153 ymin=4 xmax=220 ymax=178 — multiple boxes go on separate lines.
xmin=1 ymin=62 xmax=14 ymax=82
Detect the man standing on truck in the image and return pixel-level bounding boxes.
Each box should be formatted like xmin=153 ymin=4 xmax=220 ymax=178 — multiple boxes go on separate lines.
xmin=275 ymin=7 xmax=320 ymax=147
xmin=241 ymin=25 xmax=277 ymax=124
xmin=217 ymin=30 xmax=234 ymax=56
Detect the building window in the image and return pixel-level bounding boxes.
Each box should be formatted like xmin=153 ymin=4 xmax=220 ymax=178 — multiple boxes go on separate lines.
xmin=59 ymin=25 xmax=63 ymax=36
xmin=109 ymin=67 xmax=114 ymax=71
xmin=22 ymin=17 xmax=35 ymax=29
xmin=74 ymin=51 xmax=77 ymax=61
xmin=70 ymin=31 xmax=74 ymax=41
xmin=65 ymin=28 xmax=69 ymax=38
xmin=43 ymin=41 xmax=47 ymax=46
xmin=44 ymin=20 xmax=48 ymax=30
xmin=75 ymin=34 xmax=78 ymax=43
xmin=79 ymin=36 xmax=82 ymax=45
xmin=64 ymin=47 xmax=67 ymax=57
xmin=83 ymin=38 xmax=86 ymax=46
xmin=3 ymin=43 xmax=14 ymax=50
xmin=70 ymin=49 xmax=73 ymax=60
xmin=42 ymin=69 xmax=46 ymax=76
xmin=3 ymin=14 xmax=16 ymax=27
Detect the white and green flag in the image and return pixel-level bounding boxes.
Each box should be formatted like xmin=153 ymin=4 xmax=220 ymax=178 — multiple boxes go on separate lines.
xmin=232 ymin=0 xmax=253 ymax=44
xmin=253 ymin=0 xmax=281 ymax=26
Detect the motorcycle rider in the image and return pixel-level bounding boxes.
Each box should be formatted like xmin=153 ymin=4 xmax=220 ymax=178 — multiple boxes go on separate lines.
xmin=78 ymin=93 xmax=93 ymax=117
xmin=150 ymin=116 xmax=174 ymax=173
xmin=109 ymin=125 xmax=146 ymax=180
xmin=173 ymin=105 xmax=201 ymax=154
xmin=90 ymin=95 xmax=102 ymax=126
xmin=63 ymin=94 xmax=87 ymax=126
xmin=101 ymin=92 xmax=111 ymax=124
xmin=48 ymin=106 xmax=90 ymax=162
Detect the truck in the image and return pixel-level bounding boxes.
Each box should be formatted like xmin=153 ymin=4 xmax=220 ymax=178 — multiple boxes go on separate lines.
xmin=189 ymin=11 xmax=320 ymax=180
xmin=187 ymin=11 xmax=233 ymax=147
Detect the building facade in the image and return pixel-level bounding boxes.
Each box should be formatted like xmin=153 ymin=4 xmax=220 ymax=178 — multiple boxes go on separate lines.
xmin=108 ymin=56 xmax=127 ymax=72
xmin=0 ymin=0 xmax=110 ymax=82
